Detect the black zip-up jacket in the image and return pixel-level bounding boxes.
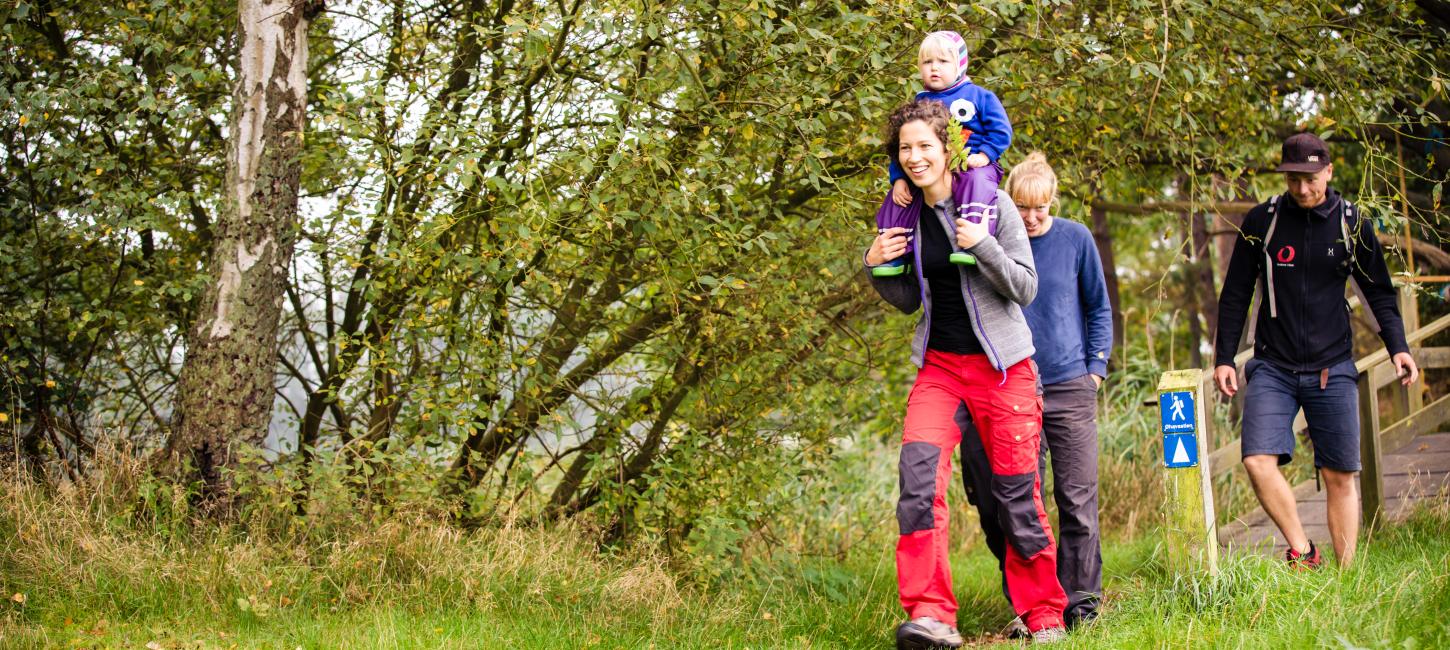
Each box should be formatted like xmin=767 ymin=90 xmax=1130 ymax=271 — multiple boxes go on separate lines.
xmin=1214 ymin=188 xmax=1409 ymax=372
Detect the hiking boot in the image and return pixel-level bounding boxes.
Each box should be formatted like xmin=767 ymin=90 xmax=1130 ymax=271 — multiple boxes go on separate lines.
xmin=1031 ymin=626 xmax=1068 ymax=644
xmin=896 ymin=616 xmax=964 ymax=649
xmin=1003 ymin=615 xmax=1030 ymax=639
xmin=1285 ymin=541 xmax=1323 ymax=570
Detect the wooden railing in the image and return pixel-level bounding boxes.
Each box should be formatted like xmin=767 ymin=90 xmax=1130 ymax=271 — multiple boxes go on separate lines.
xmin=1205 ymin=284 xmax=1450 ymax=530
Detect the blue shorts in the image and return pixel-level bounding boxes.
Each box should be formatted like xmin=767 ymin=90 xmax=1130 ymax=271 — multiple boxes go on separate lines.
xmin=1240 ymin=358 xmax=1360 ymax=471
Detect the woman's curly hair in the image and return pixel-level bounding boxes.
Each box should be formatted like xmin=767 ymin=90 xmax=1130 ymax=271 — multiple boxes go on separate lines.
xmin=884 ymin=99 xmax=953 ymax=169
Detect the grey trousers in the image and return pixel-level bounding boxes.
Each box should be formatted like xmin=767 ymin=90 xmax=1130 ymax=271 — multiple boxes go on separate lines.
xmin=959 ymin=373 xmax=1103 ymax=625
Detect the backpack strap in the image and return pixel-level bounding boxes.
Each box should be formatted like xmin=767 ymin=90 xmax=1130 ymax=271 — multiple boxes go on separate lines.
xmin=1261 ymin=194 xmax=1283 ymax=319
xmin=1245 ymin=194 xmax=1282 ymax=345
xmin=1340 ymin=199 xmax=1359 ymax=269
xmin=1342 ymin=199 xmax=1381 ymax=333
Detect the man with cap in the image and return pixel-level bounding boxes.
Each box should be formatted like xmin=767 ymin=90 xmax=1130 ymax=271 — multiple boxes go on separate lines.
xmin=1213 ymin=132 xmax=1419 ymax=568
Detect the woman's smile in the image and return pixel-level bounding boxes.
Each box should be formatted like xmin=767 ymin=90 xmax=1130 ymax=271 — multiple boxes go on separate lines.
xmin=896 ymin=120 xmax=949 ymax=197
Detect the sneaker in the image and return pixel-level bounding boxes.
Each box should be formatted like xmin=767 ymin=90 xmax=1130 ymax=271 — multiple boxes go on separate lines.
xmin=896 ymin=616 xmax=964 ymax=649
xmin=1003 ymin=615 xmax=1030 ymax=639
xmin=1285 ymin=541 xmax=1323 ymax=570
xmin=1031 ymin=626 xmax=1068 ymax=644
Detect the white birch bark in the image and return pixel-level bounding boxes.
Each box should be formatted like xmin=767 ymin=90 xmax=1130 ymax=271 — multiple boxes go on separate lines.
xmin=167 ymin=0 xmax=318 ymax=511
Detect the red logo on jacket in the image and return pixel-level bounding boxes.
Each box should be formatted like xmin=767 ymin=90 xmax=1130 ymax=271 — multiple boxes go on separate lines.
xmin=1276 ymin=245 xmax=1296 ymax=264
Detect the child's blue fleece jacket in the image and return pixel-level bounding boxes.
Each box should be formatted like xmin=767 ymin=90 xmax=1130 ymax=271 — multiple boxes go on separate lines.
xmin=889 ymin=77 xmax=1013 ymax=183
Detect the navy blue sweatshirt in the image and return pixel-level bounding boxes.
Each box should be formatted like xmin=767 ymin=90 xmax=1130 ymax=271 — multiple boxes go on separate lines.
xmin=1021 ymin=219 xmax=1114 ymax=384
xmin=1214 ymin=188 xmax=1409 ymax=372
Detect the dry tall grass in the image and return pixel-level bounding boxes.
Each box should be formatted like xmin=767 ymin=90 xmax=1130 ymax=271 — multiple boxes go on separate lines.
xmin=0 ymin=450 xmax=684 ymax=633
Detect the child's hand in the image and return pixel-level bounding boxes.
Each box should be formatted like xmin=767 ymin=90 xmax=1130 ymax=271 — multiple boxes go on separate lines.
xmin=891 ymin=179 xmax=913 ymax=207
xmin=965 ymin=153 xmax=990 ymax=169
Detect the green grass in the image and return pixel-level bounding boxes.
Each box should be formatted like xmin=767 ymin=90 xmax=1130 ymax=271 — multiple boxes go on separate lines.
xmin=4 ymin=473 xmax=1449 ymax=650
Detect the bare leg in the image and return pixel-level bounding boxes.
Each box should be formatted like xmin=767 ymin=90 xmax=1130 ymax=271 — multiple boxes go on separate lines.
xmin=1321 ymin=468 xmax=1359 ymax=566
xmin=1242 ymin=454 xmax=1310 ymax=553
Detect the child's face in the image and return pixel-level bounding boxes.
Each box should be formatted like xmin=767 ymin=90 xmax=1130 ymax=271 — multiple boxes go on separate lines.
xmin=918 ymin=50 xmax=959 ymax=91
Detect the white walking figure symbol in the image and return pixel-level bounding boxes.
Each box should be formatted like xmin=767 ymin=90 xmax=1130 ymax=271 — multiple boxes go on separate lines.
xmin=1170 ymin=394 xmax=1186 ymax=421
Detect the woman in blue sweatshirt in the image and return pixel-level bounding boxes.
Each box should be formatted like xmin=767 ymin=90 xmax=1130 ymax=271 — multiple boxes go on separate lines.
xmin=959 ymin=152 xmax=1113 ymax=633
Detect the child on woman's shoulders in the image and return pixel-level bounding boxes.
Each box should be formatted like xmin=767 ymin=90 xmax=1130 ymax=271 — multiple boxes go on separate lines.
xmin=872 ymin=30 xmax=1014 ymax=276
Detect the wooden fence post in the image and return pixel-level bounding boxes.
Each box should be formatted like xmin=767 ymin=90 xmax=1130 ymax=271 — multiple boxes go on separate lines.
xmin=1357 ymin=371 xmax=1385 ymax=531
xmin=1158 ymin=369 xmax=1219 ymax=577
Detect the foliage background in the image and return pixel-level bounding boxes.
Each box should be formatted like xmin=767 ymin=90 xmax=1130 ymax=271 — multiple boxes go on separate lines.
xmin=2 ymin=0 xmax=1447 ymax=561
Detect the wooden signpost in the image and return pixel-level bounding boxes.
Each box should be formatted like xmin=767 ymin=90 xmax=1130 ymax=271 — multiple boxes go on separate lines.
xmin=1157 ymin=369 xmax=1219 ymax=577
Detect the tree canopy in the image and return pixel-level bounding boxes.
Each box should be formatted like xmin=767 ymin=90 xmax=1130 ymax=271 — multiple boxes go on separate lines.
xmin=2 ymin=0 xmax=1446 ymax=542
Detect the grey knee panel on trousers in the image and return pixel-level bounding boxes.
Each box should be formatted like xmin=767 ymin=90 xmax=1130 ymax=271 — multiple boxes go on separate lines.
xmin=898 ymin=441 xmax=941 ymax=535
xmin=992 ymin=471 xmax=1050 ymax=558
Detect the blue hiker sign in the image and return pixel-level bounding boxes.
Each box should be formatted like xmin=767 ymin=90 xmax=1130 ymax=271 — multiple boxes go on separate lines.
xmin=1159 ymin=390 xmax=1199 ymax=468
xmin=1159 ymin=391 xmax=1195 ymax=434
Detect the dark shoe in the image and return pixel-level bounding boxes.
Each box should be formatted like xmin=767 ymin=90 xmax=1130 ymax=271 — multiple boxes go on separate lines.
xmin=1065 ymin=609 xmax=1099 ymax=630
xmin=1285 ymin=541 xmax=1323 ymax=570
xmin=1003 ymin=615 xmax=1030 ymax=639
xmin=896 ymin=616 xmax=964 ymax=649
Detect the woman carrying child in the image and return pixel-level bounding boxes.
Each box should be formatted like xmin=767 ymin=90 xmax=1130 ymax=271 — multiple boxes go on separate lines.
xmin=865 ymin=98 xmax=1069 ymax=648
xmin=959 ymin=153 xmax=1112 ymax=637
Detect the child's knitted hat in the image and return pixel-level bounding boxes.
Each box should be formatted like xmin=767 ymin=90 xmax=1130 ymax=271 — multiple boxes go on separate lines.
xmin=924 ymin=31 xmax=968 ymax=77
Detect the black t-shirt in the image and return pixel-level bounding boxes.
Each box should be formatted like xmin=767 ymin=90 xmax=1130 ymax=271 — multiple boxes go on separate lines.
xmin=919 ymin=203 xmax=984 ymax=355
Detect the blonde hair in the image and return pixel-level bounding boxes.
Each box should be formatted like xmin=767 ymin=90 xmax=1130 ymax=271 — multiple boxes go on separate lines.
xmin=918 ymin=33 xmax=954 ymax=61
xmin=1006 ymin=152 xmax=1058 ymax=208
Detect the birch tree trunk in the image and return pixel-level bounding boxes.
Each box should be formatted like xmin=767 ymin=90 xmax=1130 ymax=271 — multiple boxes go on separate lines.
xmin=165 ymin=0 xmax=319 ymax=512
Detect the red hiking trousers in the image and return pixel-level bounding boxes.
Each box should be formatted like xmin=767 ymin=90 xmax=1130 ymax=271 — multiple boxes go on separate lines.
xmin=895 ymin=351 xmax=1067 ymax=631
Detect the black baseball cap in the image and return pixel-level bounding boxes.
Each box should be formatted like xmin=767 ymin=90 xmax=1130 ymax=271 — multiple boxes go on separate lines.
xmin=1275 ymin=132 xmax=1330 ymax=173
